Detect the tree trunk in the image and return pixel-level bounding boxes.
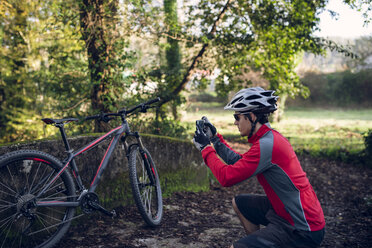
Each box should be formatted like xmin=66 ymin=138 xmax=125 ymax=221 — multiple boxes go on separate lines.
xmin=79 ymin=0 xmax=117 ymax=131
xmin=164 ymin=0 xmax=181 ymax=120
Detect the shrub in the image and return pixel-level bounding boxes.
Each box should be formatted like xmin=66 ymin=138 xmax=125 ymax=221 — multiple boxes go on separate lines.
xmin=131 ymin=117 xmax=191 ymax=140
xmin=288 ymin=69 xmax=372 ymax=108
xmin=189 ymin=92 xmax=227 ymax=103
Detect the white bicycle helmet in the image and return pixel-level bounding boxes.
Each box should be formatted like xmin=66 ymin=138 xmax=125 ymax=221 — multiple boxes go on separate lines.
xmin=224 ymin=87 xmax=278 ymax=113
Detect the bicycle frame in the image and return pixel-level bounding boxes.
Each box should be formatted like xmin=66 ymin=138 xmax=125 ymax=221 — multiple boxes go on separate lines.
xmin=35 ymin=118 xmax=144 ymax=208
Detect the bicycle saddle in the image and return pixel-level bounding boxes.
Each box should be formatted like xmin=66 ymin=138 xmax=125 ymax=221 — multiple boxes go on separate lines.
xmin=42 ymin=118 xmax=79 ymax=125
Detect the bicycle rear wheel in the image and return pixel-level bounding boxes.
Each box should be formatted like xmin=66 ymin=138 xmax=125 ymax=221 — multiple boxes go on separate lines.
xmin=0 ymin=150 xmax=76 ymax=248
xmin=128 ymin=146 xmax=163 ymax=226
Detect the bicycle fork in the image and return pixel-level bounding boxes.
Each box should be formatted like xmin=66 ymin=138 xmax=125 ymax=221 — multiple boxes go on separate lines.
xmin=122 ymin=132 xmax=157 ymax=185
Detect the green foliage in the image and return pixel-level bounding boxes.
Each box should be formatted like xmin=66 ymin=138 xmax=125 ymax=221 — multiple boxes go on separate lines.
xmin=129 ymin=0 xmax=348 ymax=121
xmin=193 ymin=0 xmax=326 ymax=99
xmin=0 ymin=0 xmax=137 ymax=141
xmin=132 ymin=116 xmax=191 ymax=140
xmin=0 ymin=0 xmax=54 ymax=142
xmin=1 ymin=0 xmax=370 ymax=143
xmin=188 ymin=92 xmax=227 ymax=103
xmin=288 ymin=69 xmax=372 ymax=108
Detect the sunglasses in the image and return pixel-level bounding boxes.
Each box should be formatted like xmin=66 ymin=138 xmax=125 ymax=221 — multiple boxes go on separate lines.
xmin=233 ymin=113 xmax=242 ymax=121
xmin=234 ymin=112 xmax=251 ymax=121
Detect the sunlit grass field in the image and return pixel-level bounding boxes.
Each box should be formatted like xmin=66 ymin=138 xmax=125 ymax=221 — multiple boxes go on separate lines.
xmin=182 ymin=102 xmax=372 ymax=161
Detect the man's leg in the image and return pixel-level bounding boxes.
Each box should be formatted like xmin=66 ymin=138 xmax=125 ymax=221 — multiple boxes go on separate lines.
xmin=231 ymin=194 xmax=273 ymax=248
xmin=232 ymin=197 xmax=259 ymax=234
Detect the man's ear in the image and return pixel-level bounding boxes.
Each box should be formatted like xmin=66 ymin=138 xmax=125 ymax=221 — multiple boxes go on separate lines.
xmin=249 ymin=112 xmax=257 ymax=122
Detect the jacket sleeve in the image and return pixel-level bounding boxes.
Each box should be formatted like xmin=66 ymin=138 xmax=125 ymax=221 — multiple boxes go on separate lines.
xmin=201 ymin=143 xmax=261 ymax=187
xmin=211 ymin=133 xmax=242 ymax=165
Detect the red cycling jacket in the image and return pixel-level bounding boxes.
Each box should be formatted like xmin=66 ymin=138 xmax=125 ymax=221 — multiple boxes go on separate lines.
xmin=201 ymin=123 xmax=325 ymax=232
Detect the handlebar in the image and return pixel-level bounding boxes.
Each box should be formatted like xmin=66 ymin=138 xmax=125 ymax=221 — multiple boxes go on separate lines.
xmin=85 ymin=97 xmax=160 ymax=122
xmin=125 ymin=97 xmax=160 ymax=115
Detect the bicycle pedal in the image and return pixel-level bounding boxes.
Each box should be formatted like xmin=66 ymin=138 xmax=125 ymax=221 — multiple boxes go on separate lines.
xmin=88 ymin=201 xmax=115 ymax=217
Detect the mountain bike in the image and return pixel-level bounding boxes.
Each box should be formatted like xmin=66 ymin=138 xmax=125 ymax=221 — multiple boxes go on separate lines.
xmin=0 ymin=98 xmax=163 ymax=248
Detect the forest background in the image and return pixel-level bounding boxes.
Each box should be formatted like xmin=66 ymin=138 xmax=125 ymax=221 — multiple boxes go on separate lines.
xmin=0 ymin=0 xmax=371 ymax=165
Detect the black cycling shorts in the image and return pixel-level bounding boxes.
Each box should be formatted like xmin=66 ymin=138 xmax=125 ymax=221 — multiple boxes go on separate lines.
xmin=233 ymin=194 xmax=325 ymax=248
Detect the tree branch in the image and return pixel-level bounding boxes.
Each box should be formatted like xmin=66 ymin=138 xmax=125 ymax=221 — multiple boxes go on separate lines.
xmin=63 ymin=97 xmax=89 ymax=111
xmin=159 ymin=0 xmax=234 ymax=106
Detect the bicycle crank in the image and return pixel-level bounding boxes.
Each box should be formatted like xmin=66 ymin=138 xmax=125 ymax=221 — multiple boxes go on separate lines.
xmin=80 ymin=192 xmax=116 ymax=217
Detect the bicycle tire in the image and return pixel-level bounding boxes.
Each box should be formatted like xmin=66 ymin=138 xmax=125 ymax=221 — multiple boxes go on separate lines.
xmin=0 ymin=150 xmax=76 ymax=248
xmin=128 ymin=146 xmax=163 ymax=226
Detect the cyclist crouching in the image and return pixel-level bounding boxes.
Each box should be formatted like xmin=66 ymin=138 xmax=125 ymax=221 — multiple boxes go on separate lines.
xmin=193 ymin=87 xmax=325 ymax=248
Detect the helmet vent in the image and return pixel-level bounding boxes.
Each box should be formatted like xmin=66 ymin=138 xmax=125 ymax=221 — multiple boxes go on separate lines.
xmin=268 ymin=98 xmax=277 ymax=104
xmin=251 ymin=101 xmax=265 ymax=107
xmin=235 ymin=103 xmax=247 ymax=108
xmin=261 ymin=92 xmax=273 ymax=96
xmin=245 ymin=95 xmax=261 ymax=100
xmin=230 ymin=96 xmax=243 ymax=105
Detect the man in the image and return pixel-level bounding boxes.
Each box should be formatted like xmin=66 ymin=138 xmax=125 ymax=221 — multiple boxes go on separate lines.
xmin=193 ymin=87 xmax=325 ymax=248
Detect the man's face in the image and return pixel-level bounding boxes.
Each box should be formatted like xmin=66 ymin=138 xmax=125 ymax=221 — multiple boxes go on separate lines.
xmin=234 ymin=112 xmax=253 ymax=137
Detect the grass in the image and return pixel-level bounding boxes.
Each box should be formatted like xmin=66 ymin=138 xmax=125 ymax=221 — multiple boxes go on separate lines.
xmin=182 ymin=102 xmax=372 ymax=163
xmin=271 ymin=109 xmax=371 ymax=161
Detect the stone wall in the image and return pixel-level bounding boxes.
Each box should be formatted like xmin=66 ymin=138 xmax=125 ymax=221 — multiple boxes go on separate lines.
xmin=0 ymin=134 xmax=207 ymax=207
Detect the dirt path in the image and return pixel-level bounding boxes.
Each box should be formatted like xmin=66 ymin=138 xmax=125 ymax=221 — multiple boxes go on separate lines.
xmin=55 ymin=155 xmax=372 ymax=248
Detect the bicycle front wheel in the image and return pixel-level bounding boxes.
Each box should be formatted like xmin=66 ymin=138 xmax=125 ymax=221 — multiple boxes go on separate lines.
xmin=128 ymin=146 xmax=163 ymax=226
xmin=0 ymin=150 xmax=76 ymax=248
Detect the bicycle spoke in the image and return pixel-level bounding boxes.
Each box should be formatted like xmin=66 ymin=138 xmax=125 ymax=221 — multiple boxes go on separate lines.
xmin=0 ymin=213 xmax=16 ymax=230
xmin=0 ymin=198 xmax=15 ymax=206
xmin=0 ymin=152 xmax=76 ymax=248
xmin=0 ymin=203 xmax=16 ymax=215
xmin=0 ymin=207 xmax=15 ymax=217
xmin=29 ymin=162 xmax=50 ymax=195
xmin=30 ymin=170 xmax=56 ymax=196
xmin=6 ymin=165 xmax=20 ymax=195
xmin=0 ymin=181 xmax=17 ymax=195
xmin=37 ymin=212 xmax=55 ymax=234
xmin=28 ymin=161 xmax=42 ymax=195
xmin=17 ymin=220 xmax=24 ymax=247
xmin=24 ymin=161 xmax=33 ymax=194
xmin=44 ymin=207 xmax=66 ymax=215
xmin=0 ymin=188 xmax=15 ymax=199
xmin=42 ymin=181 xmax=65 ymax=197
xmin=143 ymin=190 xmax=149 ymax=214
xmin=38 ymin=194 xmax=71 ymax=203
xmin=142 ymin=187 xmax=152 ymax=215
xmin=0 ymin=214 xmax=16 ymax=248
xmin=36 ymin=211 xmax=64 ymax=224
xmin=39 ymin=194 xmax=68 ymax=202
xmin=148 ymin=187 xmax=153 ymax=211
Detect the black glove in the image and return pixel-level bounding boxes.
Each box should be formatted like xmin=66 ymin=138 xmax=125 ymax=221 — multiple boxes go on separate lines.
xmin=202 ymin=116 xmax=217 ymax=138
xmin=192 ymin=127 xmax=210 ymax=151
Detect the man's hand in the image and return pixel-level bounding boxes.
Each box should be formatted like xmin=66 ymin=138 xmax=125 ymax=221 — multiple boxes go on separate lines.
xmin=202 ymin=116 xmax=217 ymax=138
xmin=193 ymin=126 xmax=211 ymax=151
